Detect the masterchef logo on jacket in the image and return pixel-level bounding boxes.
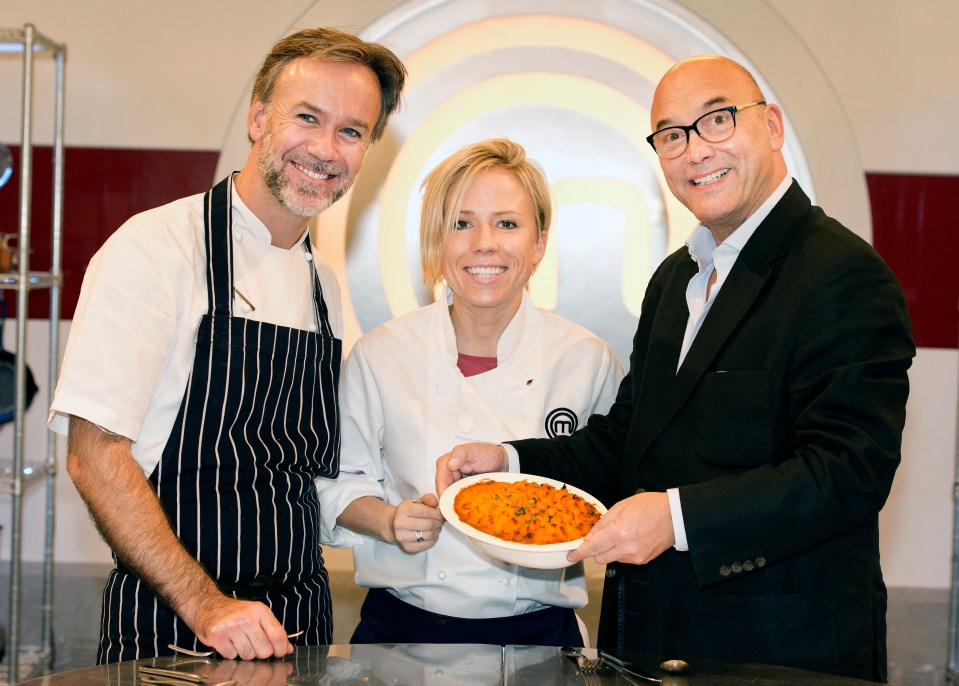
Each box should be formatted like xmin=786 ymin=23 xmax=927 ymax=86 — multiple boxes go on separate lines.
xmin=545 ymin=407 xmax=578 ymax=438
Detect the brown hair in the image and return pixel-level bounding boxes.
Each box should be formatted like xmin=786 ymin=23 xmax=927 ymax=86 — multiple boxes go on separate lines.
xmin=251 ymin=27 xmax=406 ymax=142
xmin=420 ymin=138 xmax=552 ymax=287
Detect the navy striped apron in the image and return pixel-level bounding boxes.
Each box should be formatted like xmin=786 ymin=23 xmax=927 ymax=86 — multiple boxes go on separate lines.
xmin=97 ymin=175 xmax=341 ymax=663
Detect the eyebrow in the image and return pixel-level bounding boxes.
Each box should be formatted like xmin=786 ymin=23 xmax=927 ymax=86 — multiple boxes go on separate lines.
xmin=459 ymin=210 xmax=524 ymax=217
xmin=653 ymin=95 xmax=731 ymax=131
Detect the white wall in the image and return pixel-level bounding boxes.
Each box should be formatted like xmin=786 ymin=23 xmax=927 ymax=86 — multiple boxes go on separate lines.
xmin=0 ymin=0 xmax=956 ymax=591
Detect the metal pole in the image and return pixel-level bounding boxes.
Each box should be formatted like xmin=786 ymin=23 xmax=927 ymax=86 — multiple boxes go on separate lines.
xmin=949 ymin=306 xmax=959 ymax=682
xmin=40 ymin=37 xmax=66 ymax=671
xmin=7 ymin=21 xmax=35 ymax=685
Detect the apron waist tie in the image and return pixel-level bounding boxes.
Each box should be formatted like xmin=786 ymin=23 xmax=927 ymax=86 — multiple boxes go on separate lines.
xmin=114 ymin=561 xmax=311 ymax=601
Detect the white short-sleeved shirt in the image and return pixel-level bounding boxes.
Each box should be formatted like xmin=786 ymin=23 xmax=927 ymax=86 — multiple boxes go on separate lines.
xmin=48 ymin=185 xmax=343 ymax=476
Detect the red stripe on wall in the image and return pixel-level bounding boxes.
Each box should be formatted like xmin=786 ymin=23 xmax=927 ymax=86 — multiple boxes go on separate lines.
xmin=0 ymin=147 xmax=955 ymax=349
xmin=0 ymin=146 xmax=220 ymax=321
xmin=868 ymin=173 xmax=959 ymax=349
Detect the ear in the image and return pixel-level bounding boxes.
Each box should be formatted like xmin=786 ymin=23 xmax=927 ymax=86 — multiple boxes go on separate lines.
xmin=532 ymin=228 xmax=548 ymax=266
xmin=248 ymin=98 xmax=268 ymax=143
xmin=765 ymin=103 xmax=786 ymax=152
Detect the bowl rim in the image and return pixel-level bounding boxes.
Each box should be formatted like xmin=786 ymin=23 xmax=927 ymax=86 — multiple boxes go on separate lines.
xmin=438 ymin=471 xmax=607 ymax=552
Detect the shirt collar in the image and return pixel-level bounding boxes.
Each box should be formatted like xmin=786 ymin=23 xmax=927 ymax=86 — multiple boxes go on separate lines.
xmin=684 ymin=175 xmax=793 ymax=264
xmin=230 ymin=184 xmax=310 ymax=250
xmin=440 ymin=285 xmax=532 ymax=361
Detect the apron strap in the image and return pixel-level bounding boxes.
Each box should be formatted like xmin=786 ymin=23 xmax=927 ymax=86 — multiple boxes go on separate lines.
xmin=203 ymin=175 xmax=235 ymax=316
xmin=204 ymin=173 xmax=336 ymax=338
xmin=303 ymin=232 xmax=335 ymax=339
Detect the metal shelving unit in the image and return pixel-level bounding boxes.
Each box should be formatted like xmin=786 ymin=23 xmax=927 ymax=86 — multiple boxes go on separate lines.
xmin=0 ymin=23 xmax=65 ymax=685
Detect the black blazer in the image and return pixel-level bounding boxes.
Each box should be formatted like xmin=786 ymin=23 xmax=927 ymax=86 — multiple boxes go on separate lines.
xmin=513 ymin=181 xmax=915 ymax=682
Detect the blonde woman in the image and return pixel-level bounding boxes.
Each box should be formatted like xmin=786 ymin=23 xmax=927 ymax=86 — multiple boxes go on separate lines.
xmin=317 ymin=138 xmax=624 ymax=645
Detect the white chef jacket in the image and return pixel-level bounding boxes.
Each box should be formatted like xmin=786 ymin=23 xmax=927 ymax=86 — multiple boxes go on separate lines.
xmin=317 ymin=289 xmax=624 ymax=618
xmin=48 ymin=183 xmax=342 ymax=476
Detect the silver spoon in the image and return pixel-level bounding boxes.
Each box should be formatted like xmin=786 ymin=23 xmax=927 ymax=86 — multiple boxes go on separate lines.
xmin=659 ymin=659 xmax=689 ymax=673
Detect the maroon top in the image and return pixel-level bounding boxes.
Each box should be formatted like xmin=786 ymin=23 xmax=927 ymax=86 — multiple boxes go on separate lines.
xmin=457 ymin=353 xmax=498 ymax=377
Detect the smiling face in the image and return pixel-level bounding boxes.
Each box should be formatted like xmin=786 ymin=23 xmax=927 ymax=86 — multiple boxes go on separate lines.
xmin=249 ymin=58 xmax=382 ymax=219
xmin=650 ymin=55 xmax=787 ymax=242
xmin=443 ymin=166 xmax=547 ymax=323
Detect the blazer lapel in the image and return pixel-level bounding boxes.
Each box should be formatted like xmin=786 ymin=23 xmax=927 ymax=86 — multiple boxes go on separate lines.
xmin=636 ymin=259 xmax=694 ymax=417
xmin=634 ymin=180 xmax=810 ymax=461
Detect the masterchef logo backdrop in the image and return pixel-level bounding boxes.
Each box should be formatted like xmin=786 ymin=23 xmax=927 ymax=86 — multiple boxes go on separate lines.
xmin=216 ymin=1 xmax=817 ymax=364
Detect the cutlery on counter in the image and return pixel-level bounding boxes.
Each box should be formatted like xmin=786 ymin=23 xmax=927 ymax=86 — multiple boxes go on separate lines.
xmin=139 ymin=666 xmax=207 ymax=682
xmin=659 ymin=658 xmax=689 ymax=673
xmin=140 ymin=678 xmax=229 ymax=686
xmin=597 ymin=651 xmax=663 ymax=683
xmin=167 ymin=630 xmax=305 ymax=658
xmin=139 ymin=665 xmax=237 ymax=686
xmin=560 ymin=646 xmax=602 ymax=673
xmin=166 ymin=645 xmax=215 ymax=658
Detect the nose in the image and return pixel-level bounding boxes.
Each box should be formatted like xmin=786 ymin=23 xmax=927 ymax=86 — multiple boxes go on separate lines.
xmin=683 ymin=129 xmax=714 ymax=164
xmin=305 ymin=125 xmax=338 ymax=162
xmin=471 ymin=222 xmax=498 ymax=252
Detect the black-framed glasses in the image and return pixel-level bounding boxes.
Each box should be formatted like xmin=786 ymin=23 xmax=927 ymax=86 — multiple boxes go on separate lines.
xmin=646 ymin=100 xmax=766 ymax=158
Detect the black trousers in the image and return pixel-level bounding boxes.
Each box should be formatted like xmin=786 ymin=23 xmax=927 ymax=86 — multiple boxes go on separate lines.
xmin=352 ymin=587 xmax=585 ymax=646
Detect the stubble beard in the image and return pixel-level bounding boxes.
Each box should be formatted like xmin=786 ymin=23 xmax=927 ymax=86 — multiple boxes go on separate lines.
xmin=257 ymin=129 xmax=352 ymax=218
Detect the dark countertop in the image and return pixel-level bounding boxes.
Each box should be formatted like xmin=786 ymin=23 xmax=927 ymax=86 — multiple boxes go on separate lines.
xmin=17 ymin=644 xmax=886 ymax=686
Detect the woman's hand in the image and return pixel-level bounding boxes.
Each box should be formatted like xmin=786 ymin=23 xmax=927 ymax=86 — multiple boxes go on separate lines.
xmin=390 ymin=493 xmax=445 ymax=553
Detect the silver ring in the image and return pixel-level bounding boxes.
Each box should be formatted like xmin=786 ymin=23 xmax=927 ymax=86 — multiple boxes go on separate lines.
xmin=411 ymin=499 xmax=423 ymax=504
xmin=414 ymin=530 xmax=424 ymax=543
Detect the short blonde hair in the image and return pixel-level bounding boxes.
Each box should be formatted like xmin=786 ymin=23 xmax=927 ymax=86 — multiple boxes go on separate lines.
xmin=420 ymin=138 xmax=552 ymax=287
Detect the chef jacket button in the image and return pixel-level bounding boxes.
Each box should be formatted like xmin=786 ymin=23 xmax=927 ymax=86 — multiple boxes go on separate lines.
xmin=719 ymin=565 xmax=732 ymax=576
xmin=435 ymin=670 xmax=445 ymax=678
xmin=436 ymin=384 xmax=443 ymax=393
xmin=235 ymin=232 xmax=244 ymax=243
xmin=755 ymin=556 xmax=766 ymax=568
xmin=605 ymin=567 xmax=616 ymax=578
xmin=437 ymin=571 xmax=447 ymax=580
xmin=743 ymin=560 xmax=755 ymax=571
xmin=304 ymin=251 xmax=313 ymax=262
xmin=308 ymin=323 xmax=317 ymax=332
xmin=731 ymin=562 xmax=743 ymax=574
xmin=460 ymin=419 xmax=474 ymax=433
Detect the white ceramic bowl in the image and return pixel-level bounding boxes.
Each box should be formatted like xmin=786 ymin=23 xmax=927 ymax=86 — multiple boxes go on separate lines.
xmin=438 ymin=472 xmax=607 ymax=569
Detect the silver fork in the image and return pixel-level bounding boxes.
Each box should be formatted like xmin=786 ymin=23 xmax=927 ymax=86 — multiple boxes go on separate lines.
xmin=579 ymin=656 xmax=603 ymax=673
xmin=560 ymin=647 xmax=603 ymax=674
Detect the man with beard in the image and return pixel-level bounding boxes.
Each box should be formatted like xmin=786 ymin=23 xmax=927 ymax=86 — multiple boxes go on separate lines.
xmin=48 ymin=28 xmax=406 ymax=663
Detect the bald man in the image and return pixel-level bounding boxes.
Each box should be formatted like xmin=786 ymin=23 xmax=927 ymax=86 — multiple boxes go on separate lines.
xmin=437 ymin=55 xmax=914 ymax=682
